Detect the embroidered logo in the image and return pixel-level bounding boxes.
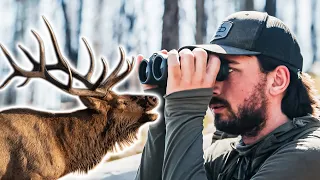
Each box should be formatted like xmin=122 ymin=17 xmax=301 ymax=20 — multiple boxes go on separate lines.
xmin=211 ymin=21 xmax=233 ymax=41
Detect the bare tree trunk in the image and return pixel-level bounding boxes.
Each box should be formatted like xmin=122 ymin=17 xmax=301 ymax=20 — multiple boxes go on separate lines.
xmin=60 ymin=0 xmax=83 ymax=65
xmin=121 ymin=0 xmax=136 ymax=53
xmin=240 ymin=0 xmax=254 ymax=11
xmin=22 ymin=0 xmax=40 ymax=107
xmin=196 ymin=0 xmax=207 ymax=44
xmin=61 ymin=0 xmax=72 ymax=60
xmin=12 ymin=0 xmax=27 ymax=55
xmin=293 ymin=0 xmax=298 ymax=34
xmin=265 ymin=0 xmax=276 ymax=16
xmin=161 ymin=0 xmax=179 ymax=50
xmin=311 ymin=0 xmax=317 ymax=64
xmin=93 ymin=0 xmax=104 ymax=54
xmin=116 ymin=0 xmax=138 ymax=91
xmin=6 ymin=0 xmax=28 ymax=105
xmin=77 ymin=0 xmax=83 ymax=54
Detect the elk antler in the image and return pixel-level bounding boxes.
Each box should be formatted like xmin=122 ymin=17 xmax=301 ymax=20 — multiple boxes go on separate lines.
xmin=98 ymin=48 xmax=135 ymax=91
xmin=0 ymin=16 xmax=134 ymax=97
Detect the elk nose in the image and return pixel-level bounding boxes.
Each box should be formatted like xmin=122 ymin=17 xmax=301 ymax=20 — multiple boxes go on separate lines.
xmin=145 ymin=96 xmax=158 ymax=107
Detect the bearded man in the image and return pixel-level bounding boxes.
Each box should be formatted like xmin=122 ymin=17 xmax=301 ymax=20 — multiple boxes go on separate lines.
xmin=135 ymin=11 xmax=320 ymax=180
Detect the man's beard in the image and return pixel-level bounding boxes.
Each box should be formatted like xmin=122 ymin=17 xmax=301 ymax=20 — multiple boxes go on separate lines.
xmin=211 ymin=78 xmax=268 ymax=137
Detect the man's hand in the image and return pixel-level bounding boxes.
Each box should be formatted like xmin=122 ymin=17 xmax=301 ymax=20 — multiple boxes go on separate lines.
xmin=166 ymin=48 xmax=220 ymax=95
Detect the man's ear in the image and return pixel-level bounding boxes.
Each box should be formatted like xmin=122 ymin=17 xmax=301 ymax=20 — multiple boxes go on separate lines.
xmin=269 ymin=65 xmax=290 ymax=96
xmin=79 ymin=97 xmax=109 ymax=113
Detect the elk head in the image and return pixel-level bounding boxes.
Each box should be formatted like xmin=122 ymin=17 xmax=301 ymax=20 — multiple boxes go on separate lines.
xmin=0 ymin=16 xmax=159 ymax=144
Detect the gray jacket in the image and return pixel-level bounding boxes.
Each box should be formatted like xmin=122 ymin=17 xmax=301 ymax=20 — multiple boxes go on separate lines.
xmin=135 ymin=88 xmax=320 ymax=180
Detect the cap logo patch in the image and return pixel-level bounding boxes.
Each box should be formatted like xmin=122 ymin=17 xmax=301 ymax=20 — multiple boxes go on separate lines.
xmin=211 ymin=21 xmax=233 ymax=41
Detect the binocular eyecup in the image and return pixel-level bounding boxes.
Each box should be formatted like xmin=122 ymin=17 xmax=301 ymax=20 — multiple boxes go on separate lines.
xmin=138 ymin=52 xmax=230 ymax=87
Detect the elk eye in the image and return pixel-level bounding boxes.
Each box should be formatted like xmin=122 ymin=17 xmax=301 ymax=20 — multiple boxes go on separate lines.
xmin=131 ymin=96 xmax=138 ymax=101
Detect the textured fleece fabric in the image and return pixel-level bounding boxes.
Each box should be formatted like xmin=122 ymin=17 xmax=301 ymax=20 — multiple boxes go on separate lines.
xmin=135 ymin=88 xmax=320 ymax=180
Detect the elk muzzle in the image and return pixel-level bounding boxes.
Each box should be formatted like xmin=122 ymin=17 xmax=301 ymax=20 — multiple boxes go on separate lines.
xmin=144 ymin=96 xmax=158 ymax=111
xmin=126 ymin=95 xmax=159 ymax=111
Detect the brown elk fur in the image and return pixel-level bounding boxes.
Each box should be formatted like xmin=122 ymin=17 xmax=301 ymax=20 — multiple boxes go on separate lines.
xmin=0 ymin=16 xmax=158 ymax=180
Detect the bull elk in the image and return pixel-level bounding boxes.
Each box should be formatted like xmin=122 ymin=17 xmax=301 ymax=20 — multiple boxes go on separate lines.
xmin=0 ymin=16 xmax=159 ymax=180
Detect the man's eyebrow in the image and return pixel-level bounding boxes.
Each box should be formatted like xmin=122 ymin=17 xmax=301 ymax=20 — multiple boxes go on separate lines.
xmin=219 ymin=57 xmax=239 ymax=64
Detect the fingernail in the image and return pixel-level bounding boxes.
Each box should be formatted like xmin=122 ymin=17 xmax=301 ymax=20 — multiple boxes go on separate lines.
xmin=168 ymin=49 xmax=179 ymax=65
xmin=136 ymin=54 xmax=144 ymax=60
xmin=168 ymin=49 xmax=178 ymax=58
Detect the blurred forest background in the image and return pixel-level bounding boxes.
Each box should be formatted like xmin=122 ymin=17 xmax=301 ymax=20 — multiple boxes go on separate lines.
xmin=0 ymin=0 xmax=320 ymax=179
xmin=0 ymin=0 xmax=319 ymax=110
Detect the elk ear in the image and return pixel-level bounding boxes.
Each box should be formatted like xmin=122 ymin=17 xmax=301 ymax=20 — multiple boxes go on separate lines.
xmin=79 ymin=97 xmax=109 ymax=113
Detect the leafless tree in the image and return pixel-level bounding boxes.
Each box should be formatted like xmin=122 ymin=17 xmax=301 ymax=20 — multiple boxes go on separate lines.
xmin=161 ymin=0 xmax=179 ymax=50
xmin=311 ymin=0 xmax=317 ymax=65
xmin=60 ymin=0 xmax=83 ymax=65
xmin=265 ymin=0 xmax=276 ymax=16
xmin=196 ymin=0 xmax=207 ymax=44
xmin=240 ymin=0 xmax=254 ymax=11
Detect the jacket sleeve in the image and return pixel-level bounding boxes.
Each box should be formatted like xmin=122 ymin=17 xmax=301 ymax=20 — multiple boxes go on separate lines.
xmin=162 ymin=88 xmax=213 ymax=180
xmin=135 ymin=87 xmax=166 ymax=180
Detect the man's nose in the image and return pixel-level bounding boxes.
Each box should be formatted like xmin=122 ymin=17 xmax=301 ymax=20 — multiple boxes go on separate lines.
xmin=213 ymin=81 xmax=223 ymax=96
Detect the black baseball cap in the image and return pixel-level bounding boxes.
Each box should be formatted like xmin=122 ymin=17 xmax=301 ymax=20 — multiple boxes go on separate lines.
xmin=179 ymin=11 xmax=303 ymax=73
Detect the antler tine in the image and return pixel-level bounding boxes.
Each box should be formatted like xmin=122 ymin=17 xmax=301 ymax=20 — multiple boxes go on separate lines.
xmin=81 ymin=37 xmax=95 ymax=80
xmin=32 ymin=29 xmax=82 ymax=92
xmin=17 ymin=44 xmax=39 ymax=87
xmin=99 ymin=46 xmax=126 ymax=90
xmin=42 ymin=16 xmax=96 ymax=89
xmin=15 ymin=30 xmax=47 ymax=87
xmin=0 ymin=16 xmax=110 ymax=97
xmin=32 ymin=30 xmax=46 ymax=72
xmin=42 ymin=16 xmax=67 ymax=67
xmin=1 ymin=27 xmax=107 ymax=97
xmin=104 ymin=57 xmax=135 ymax=89
xmin=30 ymin=25 xmax=106 ymax=97
xmin=91 ymin=57 xmax=108 ymax=90
xmin=0 ymin=31 xmax=67 ymax=90
xmin=0 ymin=44 xmax=27 ymax=89
xmin=29 ymin=29 xmax=71 ymax=90
xmin=17 ymin=44 xmax=38 ymax=65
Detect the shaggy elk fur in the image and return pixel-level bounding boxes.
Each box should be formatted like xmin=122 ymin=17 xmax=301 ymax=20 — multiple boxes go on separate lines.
xmin=0 ymin=16 xmax=158 ymax=180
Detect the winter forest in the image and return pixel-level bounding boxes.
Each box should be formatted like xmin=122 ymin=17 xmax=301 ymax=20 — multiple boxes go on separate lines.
xmin=0 ymin=0 xmax=319 ymax=111
xmin=0 ymin=0 xmax=320 ymax=179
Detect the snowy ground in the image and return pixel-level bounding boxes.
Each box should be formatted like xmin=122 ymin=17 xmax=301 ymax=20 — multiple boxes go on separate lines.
xmin=60 ymin=154 xmax=141 ymax=180
xmin=60 ymin=133 xmax=213 ymax=180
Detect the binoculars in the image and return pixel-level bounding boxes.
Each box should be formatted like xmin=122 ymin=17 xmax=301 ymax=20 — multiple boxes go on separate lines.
xmin=138 ymin=52 xmax=231 ymax=87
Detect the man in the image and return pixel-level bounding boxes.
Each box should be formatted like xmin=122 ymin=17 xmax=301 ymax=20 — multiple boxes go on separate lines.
xmin=135 ymin=11 xmax=320 ymax=180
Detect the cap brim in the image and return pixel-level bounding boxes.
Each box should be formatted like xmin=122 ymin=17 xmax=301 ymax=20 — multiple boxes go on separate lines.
xmin=179 ymin=44 xmax=261 ymax=55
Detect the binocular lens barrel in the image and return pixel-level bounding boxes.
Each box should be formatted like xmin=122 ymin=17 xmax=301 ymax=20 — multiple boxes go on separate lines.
xmin=138 ymin=53 xmax=230 ymax=86
xmin=138 ymin=58 xmax=157 ymax=85
xmin=152 ymin=55 xmax=168 ymax=82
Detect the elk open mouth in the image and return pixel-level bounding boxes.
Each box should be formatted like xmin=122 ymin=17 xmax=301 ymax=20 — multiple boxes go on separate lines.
xmin=140 ymin=112 xmax=158 ymax=123
xmin=139 ymin=95 xmax=160 ymax=122
xmin=146 ymin=107 xmax=159 ymax=120
xmin=147 ymin=113 xmax=158 ymax=121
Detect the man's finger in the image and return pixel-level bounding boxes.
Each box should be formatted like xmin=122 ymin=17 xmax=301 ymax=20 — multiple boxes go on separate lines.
xmin=193 ymin=48 xmax=207 ymax=84
xmin=167 ymin=49 xmax=181 ymax=84
xmin=205 ymin=54 xmax=221 ymax=86
xmin=135 ymin=54 xmax=145 ymax=73
xmin=160 ymin=49 xmax=168 ymax=54
xmin=179 ymin=49 xmax=194 ymax=84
